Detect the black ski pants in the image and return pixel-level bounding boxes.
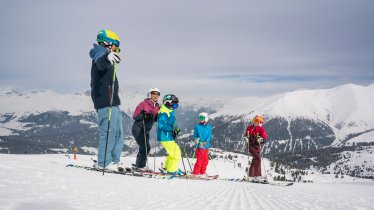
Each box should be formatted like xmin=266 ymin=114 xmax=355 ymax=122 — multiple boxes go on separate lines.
xmin=132 ymin=118 xmax=154 ymax=168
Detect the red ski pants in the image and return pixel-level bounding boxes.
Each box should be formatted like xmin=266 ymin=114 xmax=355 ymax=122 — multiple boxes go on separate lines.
xmin=248 ymin=145 xmax=262 ymax=177
xmin=193 ymin=148 xmax=209 ymax=175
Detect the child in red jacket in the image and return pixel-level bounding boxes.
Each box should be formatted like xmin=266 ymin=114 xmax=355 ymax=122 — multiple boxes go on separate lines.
xmin=244 ymin=115 xmax=267 ymax=182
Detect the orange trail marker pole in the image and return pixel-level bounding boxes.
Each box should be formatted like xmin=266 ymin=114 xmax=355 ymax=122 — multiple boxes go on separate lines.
xmin=73 ymin=146 xmax=78 ymax=160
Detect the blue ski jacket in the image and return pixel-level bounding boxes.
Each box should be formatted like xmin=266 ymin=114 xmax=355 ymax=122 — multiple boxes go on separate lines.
xmin=157 ymin=105 xmax=177 ymax=141
xmin=89 ymin=44 xmax=121 ymax=109
xmin=194 ymin=123 xmax=212 ymax=149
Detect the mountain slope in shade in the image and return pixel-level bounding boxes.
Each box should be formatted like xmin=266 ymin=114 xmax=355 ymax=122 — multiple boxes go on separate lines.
xmin=1 ymin=83 xmax=373 ymax=145
xmin=204 ymin=83 xmax=374 ymax=145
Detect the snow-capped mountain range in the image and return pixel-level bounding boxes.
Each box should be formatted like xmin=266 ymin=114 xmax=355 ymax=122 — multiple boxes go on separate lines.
xmin=188 ymin=83 xmax=374 ymax=146
xmin=1 ymin=83 xmax=373 ymax=178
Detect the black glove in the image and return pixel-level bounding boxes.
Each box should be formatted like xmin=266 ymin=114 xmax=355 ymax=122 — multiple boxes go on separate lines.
xmin=172 ymin=127 xmax=181 ymax=138
xmin=154 ymin=115 xmax=158 ymax=122
xmin=145 ymin=113 xmax=154 ymax=119
xmin=134 ymin=111 xmax=145 ymax=121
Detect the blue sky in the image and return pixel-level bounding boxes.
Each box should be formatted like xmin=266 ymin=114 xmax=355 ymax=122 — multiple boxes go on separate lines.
xmin=0 ymin=0 xmax=373 ymax=98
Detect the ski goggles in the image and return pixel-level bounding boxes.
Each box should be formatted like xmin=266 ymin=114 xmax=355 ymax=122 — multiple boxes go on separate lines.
xmin=171 ymin=103 xmax=178 ymax=109
xmin=198 ymin=116 xmax=206 ymax=121
xmin=102 ymin=39 xmax=120 ymax=48
xmin=114 ymin=47 xmax=121 ymax=53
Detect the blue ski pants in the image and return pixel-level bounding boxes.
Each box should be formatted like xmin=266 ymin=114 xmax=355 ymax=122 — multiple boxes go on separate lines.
xmin=97 ymin=106 xmax=124 ymax=167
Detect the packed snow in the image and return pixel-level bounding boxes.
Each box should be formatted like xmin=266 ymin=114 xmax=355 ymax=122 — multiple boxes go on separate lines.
xmin=1 ymin=153 xmax=373 ymax=210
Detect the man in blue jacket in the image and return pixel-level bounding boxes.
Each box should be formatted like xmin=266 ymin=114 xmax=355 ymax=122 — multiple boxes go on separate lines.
xmin=89 ymin=29 xmax=124 ymax=171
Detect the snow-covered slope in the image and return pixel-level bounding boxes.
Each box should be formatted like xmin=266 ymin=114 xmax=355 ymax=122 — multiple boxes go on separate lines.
xmin=0 ymin=88 xmax=145 ymax=116
xmin=1 ymin=154 xmax=373 ymax=210
xmin=0 ymin=88 xmax=145 ymax=136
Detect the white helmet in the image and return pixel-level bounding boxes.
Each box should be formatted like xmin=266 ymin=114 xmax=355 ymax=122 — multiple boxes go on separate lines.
xmin=198 ymin=112 xmax=209 ymax=123
xmin=147 ymin=87 xmax=160 ymax=98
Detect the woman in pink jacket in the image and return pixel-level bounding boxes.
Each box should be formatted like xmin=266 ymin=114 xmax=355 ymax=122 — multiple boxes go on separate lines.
xmin=131 ymin=88 xmax=160 ymax=170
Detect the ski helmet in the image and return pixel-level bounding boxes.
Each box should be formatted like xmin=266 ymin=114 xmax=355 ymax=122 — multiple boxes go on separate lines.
xmin=198 ymin=112 xmax=209 ymax=123
xmin=147 ymin=87 xmax=160 ymax=98
xmin=252 ymin=115 xmax=265 ymax=124
xmin=97 ymin=29 xmax=120 ymax=47
xmin=163 ymin=94 xmax=179 ymax=109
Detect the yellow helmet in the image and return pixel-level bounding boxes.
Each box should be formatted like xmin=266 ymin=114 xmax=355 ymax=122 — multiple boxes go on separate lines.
xmin=97 ymin=29 xmax=120 ymax=47
xmin=252 ymin=115 xmax=265 ymax=124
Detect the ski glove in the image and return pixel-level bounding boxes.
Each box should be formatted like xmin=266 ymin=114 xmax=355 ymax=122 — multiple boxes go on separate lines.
xmin=154 ymin=115 xmax=158 ymax=122
xmin=244 ymin=135 xmax=249 ymax=144
xmin=134 ymin=112 xmax=145 ymax=121
xmin=257 ymin=137 xmax=265 ymax=145
xmin=172 ymin=127 xmax=181 ymax=138
xmin=107 ymin=52 xmax=121 ymax=65
xmin=199 ymin=141 xmax=207 ymax=149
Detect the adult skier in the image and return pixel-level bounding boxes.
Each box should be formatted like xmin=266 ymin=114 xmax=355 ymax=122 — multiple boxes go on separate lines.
xmin=157 ymin=94 xmax=183 ymax=175
xmin=89 ymin=29 xmax=124 ymax=171
xmin=192 ymin=112 xmax=212 ymax=177
xmin=244 ymin=115 xmax=267 ymax=182
xmin=132 ymin=88 xmax=160 ymax=171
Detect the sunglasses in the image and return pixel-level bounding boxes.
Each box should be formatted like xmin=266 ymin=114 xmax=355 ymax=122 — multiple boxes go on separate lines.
xmin=151 ymin=92 xmax=160 ymax=96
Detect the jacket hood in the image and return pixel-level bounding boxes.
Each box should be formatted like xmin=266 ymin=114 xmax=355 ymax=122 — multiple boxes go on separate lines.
xmin=89 ymin=43 xmax=108 ymax=62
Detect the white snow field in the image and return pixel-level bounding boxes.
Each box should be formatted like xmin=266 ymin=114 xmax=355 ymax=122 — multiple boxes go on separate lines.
xmin=1 ymin=154 xmax=373 ymax=210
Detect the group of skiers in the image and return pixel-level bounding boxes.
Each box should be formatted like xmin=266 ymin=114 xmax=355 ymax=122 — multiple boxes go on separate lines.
xmin=89 ymin=29 xmax=267 ymax=181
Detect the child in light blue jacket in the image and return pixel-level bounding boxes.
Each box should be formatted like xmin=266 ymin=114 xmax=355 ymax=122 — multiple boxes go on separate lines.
xmin=192 ymin=112 xmax=212 ymax=176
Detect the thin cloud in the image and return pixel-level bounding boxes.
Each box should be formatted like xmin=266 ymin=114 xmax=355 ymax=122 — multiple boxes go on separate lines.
xmin=0 ymin=0 xmax=373 ymax=97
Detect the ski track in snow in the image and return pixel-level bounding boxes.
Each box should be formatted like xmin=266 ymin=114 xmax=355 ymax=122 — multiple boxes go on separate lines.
xmin=1 ymin=154 xmax=374 ymax=210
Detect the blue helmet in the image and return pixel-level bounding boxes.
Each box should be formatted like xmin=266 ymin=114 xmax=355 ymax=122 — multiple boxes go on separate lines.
xmin=163 ymin=94 xmax=179 ymax=109
xmin=97 ymin=29 xmax=120 ymax=47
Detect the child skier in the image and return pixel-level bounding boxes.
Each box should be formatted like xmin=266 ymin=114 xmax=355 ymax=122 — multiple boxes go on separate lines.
xmin=192 ymin=112 xmax=212 ymax=177
xmin=244 ymin=115 xmax=267 ymax=182
xmin=157 ymin=94 xmax=183 ymax=175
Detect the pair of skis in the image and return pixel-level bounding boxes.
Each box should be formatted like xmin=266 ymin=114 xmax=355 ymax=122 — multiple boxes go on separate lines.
xmin=179 ymin=174 xmax=219 ymax=181
xmin=219 ymin=176 xmax=293 ymax=186
xmin=66 ymin=163 xmax=219 ymax=181
xmin=66 ymin=163 xmax=177 ymax=180
xmin=66 ymin=164 xmax=291 ymax=185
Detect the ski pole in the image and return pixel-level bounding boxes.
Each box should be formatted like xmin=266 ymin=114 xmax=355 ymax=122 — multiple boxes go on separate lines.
xmin=142 ymin=117 xmax=150 ymax=170
xmin=245 ymin=131 xmax=250 ymax=179
xmin=208 ymin=153 xmax=219 ymax=175
xmin=103 ymin=63 xmax=117 ymax=176
xmin=175 ymin=135 xmax=188 ymax=178
xmin=182 ymin=144 xmax=192 ymax=172
xmin=154 ymin=122 xmax=158 ymax=172
xmin=259 ymin=142 xmax=268 ymax=181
